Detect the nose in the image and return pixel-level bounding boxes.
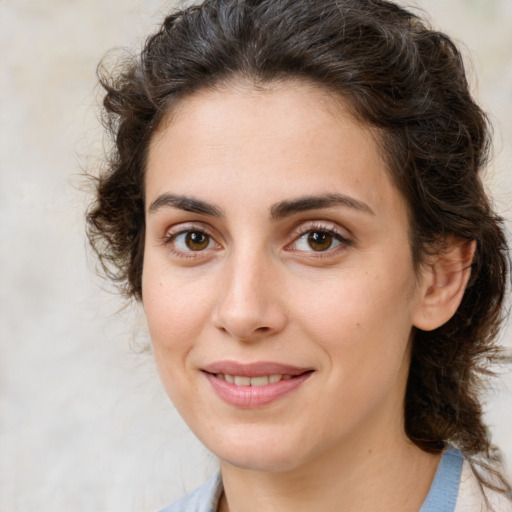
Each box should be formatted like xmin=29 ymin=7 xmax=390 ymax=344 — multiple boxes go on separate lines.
xmin=212 ymin=251 xmax=287 ymax=342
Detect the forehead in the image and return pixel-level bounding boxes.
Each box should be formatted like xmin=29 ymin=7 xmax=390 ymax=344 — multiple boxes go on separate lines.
xmin=145 ymin=81 xmax=405 ymax=222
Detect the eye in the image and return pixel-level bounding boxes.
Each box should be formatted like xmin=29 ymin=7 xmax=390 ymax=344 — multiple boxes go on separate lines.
xmin=171 ymin=230 xmax=216 ymax=252
xmin=294 ymin=230 xmax=343 ymax=252
xmin=287 ymin=223 xmax=353 ymax=255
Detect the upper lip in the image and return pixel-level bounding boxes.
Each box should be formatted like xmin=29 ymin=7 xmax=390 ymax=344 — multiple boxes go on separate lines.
xmin=202 ymin=361 xmax=313 ymax=377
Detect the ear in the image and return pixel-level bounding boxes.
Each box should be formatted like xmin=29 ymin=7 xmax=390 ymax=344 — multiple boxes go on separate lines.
xmin=412 ymin=238 xmax=476 ymax=331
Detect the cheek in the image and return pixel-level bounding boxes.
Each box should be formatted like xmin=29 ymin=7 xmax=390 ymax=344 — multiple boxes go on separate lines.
xmin=290 ymin=266 xmax=415 ymax=375
xmin=142 ymin=260 xmax=213 ymax=353
xmin=141 ymin=266 xmax=209 ymax=408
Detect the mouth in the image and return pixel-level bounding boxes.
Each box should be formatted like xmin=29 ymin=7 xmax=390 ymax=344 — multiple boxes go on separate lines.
xmin=201 ymin=361 xmax=314 ymax=408
xmin=211 ymin=373 xmax=295 ymax=386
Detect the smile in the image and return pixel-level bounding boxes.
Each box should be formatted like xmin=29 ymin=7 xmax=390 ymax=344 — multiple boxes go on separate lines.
xmin=214 ymin=374 xmax=292 ymax=386
xmin=202 ymin=362 xmax=314 ymax=408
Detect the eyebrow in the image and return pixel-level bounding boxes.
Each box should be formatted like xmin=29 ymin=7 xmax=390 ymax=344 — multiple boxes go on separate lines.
xmin=270 ymin=193 xmax=374 ymax=219
xmin=148 ymin=193 xmax=224 ymax=217
xmin=147 ymin=192 xmax=374 ymax=219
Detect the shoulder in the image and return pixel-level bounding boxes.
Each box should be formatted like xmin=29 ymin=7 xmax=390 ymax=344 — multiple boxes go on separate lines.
xmin=157 ymin=473 xmax=223 ymax=512
xmin=455 ymin=459 xmax=512 ymax=512
xmin=420 ymin=448 xmax=512 ymax=512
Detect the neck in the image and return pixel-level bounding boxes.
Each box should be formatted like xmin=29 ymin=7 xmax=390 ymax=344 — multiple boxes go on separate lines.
xmin=218 ymin=426 xmax=441 ymax=512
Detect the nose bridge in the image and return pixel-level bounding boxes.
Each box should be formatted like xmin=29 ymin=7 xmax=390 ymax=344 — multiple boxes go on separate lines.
xmin=214 ymin=242 xmax=286 ymax=340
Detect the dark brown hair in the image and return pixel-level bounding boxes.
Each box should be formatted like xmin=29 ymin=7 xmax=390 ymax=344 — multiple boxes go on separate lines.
xmin=87 ymin=0 xmax=511 ymax=497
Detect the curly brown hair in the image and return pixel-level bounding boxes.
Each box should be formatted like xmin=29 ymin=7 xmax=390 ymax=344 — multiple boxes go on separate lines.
xmin=87 ymin=0 xmax=511 ymax=497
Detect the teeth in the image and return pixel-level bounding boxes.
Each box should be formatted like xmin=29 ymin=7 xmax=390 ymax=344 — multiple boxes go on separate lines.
xmin=234 ymin=376 xmax=251 ymax=386
xmin=250 ymin=376 xmax=269 ymax=387
xmin=217 ymin=374 xmax=291 ymax=386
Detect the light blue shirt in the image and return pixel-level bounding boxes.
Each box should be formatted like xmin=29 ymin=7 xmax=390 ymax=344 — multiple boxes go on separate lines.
xmin=419 ymin=448 xmax=463 ymax=512
xmin=159 ymin=473 xmax=222 ymax=512
xmin=158 ymin=448 xmax=463 ymax=512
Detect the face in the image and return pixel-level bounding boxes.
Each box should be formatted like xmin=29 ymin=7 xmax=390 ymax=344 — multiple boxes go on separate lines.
xmin=143 ymin=82 xmax=429 ymax=473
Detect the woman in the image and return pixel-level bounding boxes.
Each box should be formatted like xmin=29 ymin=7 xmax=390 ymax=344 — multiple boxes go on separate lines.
xmin=87 ymin=0 xmax=512 ymax=510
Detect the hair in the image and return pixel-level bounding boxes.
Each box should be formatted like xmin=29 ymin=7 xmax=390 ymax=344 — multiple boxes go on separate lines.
xmin=87 ymin=0 xmax=511 ymax=499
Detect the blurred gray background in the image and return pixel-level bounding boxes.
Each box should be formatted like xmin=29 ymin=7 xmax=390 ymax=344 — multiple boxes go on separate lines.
xmin=1 ymin=0 xmax=511 ymax=510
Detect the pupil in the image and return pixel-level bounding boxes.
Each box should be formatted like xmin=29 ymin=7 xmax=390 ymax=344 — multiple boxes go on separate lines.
xmin=308 ymin=231 xmax=332 ymax=251
xmin=186 ymin=231 xmax=208 ymax=250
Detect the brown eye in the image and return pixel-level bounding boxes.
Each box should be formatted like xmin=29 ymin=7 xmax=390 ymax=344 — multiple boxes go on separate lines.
xmin=307 ymin=231 xmax=334 ymax=251
xmin=185 ymin=231 xmax=210 ymax=251
xmin=291 ymin=228 xmax=345 ymax=253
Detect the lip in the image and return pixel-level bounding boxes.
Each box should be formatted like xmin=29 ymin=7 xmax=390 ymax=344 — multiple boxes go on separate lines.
xmin=202 ymin=361 xmax=314 ymax=408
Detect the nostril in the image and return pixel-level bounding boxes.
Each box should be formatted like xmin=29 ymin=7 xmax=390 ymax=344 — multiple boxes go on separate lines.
xmin=212 ymin=295 xmax=287 ymax=340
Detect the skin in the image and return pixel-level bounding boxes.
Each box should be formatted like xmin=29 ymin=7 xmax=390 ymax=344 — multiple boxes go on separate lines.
xmin=142 ymin=81 xmax=473 ymax=512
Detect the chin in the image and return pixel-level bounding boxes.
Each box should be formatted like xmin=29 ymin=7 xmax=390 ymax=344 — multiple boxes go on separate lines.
xmin=220 ymin=448 xmax=304 ymax=473
xmin=202 ymin=426 xmax=315 ymax=473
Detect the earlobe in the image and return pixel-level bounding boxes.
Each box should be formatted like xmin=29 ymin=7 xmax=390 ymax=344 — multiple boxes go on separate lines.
xmin=412 ymin=239 xmax=476 ymax=331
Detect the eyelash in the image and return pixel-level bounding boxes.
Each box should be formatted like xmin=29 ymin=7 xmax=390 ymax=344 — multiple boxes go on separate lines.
xmin=161 ymin=221 xmax=353 ymax=259
xmin=161 ymin=224 xmax=220 ymax=259
xmin=287 ymin=222 xmax=353 ymax=257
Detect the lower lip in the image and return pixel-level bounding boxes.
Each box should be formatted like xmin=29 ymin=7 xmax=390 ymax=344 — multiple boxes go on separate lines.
xmin=204 ymin=372 xmax=312 ymax=408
